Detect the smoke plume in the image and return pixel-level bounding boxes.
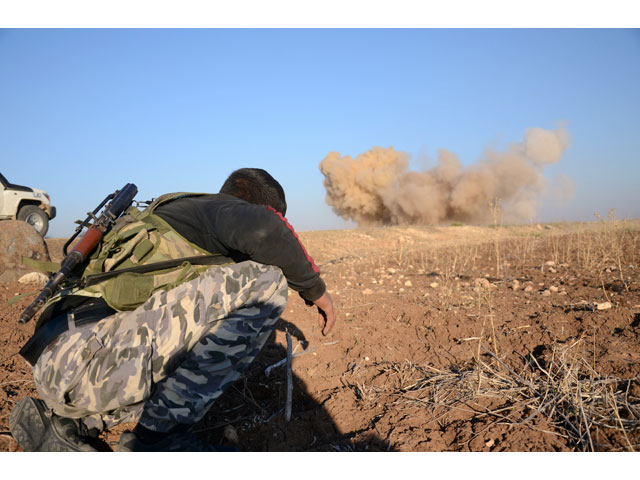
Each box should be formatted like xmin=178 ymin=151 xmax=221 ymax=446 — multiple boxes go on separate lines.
xmin=319 ymin=127 xmax=571 ymax=226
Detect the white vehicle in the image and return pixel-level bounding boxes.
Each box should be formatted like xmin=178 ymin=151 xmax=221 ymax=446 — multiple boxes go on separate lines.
xmin=0 ymin=173 xmax=56 ymax=237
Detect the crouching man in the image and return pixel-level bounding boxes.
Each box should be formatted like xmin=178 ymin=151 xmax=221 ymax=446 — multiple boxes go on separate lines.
xmin=10 ymin=168 xmax=336 ymax=451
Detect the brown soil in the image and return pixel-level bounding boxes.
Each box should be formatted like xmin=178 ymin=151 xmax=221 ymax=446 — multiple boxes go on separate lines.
xmin=1 ymin=220 xmax=639 ymax=452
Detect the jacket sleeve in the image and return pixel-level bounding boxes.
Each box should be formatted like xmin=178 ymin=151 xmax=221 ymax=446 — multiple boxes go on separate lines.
xmin=204 ymin=199 xmax=326 ymax=302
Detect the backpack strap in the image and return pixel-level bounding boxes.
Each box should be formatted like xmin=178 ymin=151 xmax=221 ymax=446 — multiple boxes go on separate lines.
xmin=83 ymin=253 xmax=234 ymax=287
xmin=21 ymin=256 xmax=61 ymax=273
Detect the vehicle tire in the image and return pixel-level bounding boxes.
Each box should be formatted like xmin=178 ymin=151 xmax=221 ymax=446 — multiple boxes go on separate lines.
xmin=17 ymin=205 xmax=49 ymax=237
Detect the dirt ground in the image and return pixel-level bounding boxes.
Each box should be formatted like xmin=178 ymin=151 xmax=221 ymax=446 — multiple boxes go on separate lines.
xmin=1 ymin=217 xmax=639 ymax=452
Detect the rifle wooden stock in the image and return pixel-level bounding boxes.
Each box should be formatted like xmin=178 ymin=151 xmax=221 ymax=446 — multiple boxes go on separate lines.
xmin=72 ymin=227 xmax=104 ymax=258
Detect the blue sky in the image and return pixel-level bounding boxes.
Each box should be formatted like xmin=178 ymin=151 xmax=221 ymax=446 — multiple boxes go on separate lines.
xmin=1 ymin=28 xmax=639 ymax=238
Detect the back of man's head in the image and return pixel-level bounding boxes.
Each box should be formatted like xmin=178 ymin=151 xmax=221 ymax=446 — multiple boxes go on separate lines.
xmin=220 ymin=168 xmax=287 ymax=215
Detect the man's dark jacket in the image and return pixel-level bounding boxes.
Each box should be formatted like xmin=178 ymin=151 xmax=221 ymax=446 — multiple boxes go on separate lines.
xmin=154 ymin=193 xmax=326 ymax=302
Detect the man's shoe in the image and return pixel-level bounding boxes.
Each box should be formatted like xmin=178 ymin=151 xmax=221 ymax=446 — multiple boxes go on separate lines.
xmin=9 ymin=397 xmax=97 ymax=452
xmin=117 ymin=429 xmax=226 ymax=452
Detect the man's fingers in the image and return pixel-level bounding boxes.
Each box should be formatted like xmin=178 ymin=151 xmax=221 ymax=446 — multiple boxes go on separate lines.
xmin=321 ymin=308 xmax=336 ymax=335
xmin=312 ymin=291 xmax=337 ymax=336
xmin=318 ymin=309 xmax=327 ymax=331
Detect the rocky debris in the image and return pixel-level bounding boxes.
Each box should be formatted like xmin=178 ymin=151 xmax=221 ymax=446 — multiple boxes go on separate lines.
xmin=549 ymin=286 xmax=559 ymax=293
xmin=0 ymin=220 xmax=50 ymax=283
xmin=524 ymin=285 xmax=534 ymax=292
xmin=595 ymin=301 xmax=612 ymax=310
xmin=18 ymin=272 xmax=49 ymax=286
xmin=512 ymin=279 xmax=520 ymax=290
xmin=475 ymin=278 xmax=490 ymax=288
xmin=362 ymin=288 xmax=374 ymax=295
xmin=404 ymin=280 xmax=413 ymax=287
xmin=223 ymin=425 xmax=239 ymax=443
xmin=430 ymin=282 xmax=439 ymax=288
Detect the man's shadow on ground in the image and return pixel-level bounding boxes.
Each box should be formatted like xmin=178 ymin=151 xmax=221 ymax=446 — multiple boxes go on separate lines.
xmin=193 ymin=317 xmax=395 ymax=452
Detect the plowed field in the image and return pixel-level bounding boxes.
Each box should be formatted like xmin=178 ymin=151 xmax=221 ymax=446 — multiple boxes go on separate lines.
xmin=2 ymin=219 xmax=639 ymax=452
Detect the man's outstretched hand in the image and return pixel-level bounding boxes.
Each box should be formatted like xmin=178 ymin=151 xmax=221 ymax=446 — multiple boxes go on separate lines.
xmin=309 ymin=291 xmax=336 ymax=336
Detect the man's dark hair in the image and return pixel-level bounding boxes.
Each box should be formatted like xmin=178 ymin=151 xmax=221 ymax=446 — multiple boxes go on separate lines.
xmin=220 ymin=168 xmax=287 ymax=215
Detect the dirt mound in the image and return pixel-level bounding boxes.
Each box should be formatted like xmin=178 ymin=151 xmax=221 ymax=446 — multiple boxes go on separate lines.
xmin=1 ymin=220 xmax=639 ymax=452
xmin=0 ymin=220 xmax=50 ymax=283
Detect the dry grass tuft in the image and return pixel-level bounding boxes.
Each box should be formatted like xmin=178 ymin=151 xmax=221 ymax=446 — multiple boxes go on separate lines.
xmin=346 ymin=338 xmax=640 ymax=451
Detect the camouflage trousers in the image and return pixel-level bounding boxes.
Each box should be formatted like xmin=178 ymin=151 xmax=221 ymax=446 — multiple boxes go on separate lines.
xmin=33 ymin=261 xmax=288 ymax=433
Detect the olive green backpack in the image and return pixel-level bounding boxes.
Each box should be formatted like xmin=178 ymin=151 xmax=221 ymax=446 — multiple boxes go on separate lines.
xmin=42 ymin=193 xmax=232 ymax=312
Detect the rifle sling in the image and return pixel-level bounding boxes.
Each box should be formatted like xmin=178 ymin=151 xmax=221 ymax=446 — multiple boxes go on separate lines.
xmin=83 ymin=254 xmax=234 ymax=287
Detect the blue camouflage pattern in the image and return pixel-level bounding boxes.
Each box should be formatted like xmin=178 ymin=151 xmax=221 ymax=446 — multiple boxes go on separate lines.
xmin=32 ymin=261 xmax=288 ymax=433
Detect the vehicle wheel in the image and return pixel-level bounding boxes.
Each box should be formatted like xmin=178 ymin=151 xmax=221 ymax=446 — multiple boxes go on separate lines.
xmin=17 ymin=205 xmax=49 ymax=237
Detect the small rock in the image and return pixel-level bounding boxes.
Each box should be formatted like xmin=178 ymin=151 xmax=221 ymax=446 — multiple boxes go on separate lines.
xmin=430 ymin=282 xmax=439 ymax=288
xmin=512 ymin=280 xmax=520 ymax=291
xmin=549 ymin=286 xmax=559 ymax=293
xmin=475 ymin=278 xmax=491 ymax=289
xmin=404 ymin=280 xmax=413 ymax=287
xmin=223 ymin=425 xmax=239 ymax=443
xmin=545 ymin=260 xmax=555 ymax=266
xmin=362 ymin=288 xmax=374 ymax=295
xmin=387 ymin=268 xmax=396 ymax=274
xmin=18 ymin=272 xmax=49 ymax=286
xmin=549 ymin=267 xmax=557 ymax=273
xmin=595 ymin=302 xmax=612 ymax=310
xmin=524 ymin=285 xmax=534 ymax=292
xmin=485 ymin=438 xmax=495 ymax=448
xmin=541 ymin=289 xmax=551 ymax=297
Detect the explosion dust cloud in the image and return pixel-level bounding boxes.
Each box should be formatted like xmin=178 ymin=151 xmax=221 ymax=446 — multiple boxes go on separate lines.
xmin=319 ymin=127 xmax=572 ymax=226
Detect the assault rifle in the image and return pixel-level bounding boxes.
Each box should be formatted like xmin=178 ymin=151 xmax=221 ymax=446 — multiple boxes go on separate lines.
xmin=18 ymin=183 xmax=138 ymax=325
